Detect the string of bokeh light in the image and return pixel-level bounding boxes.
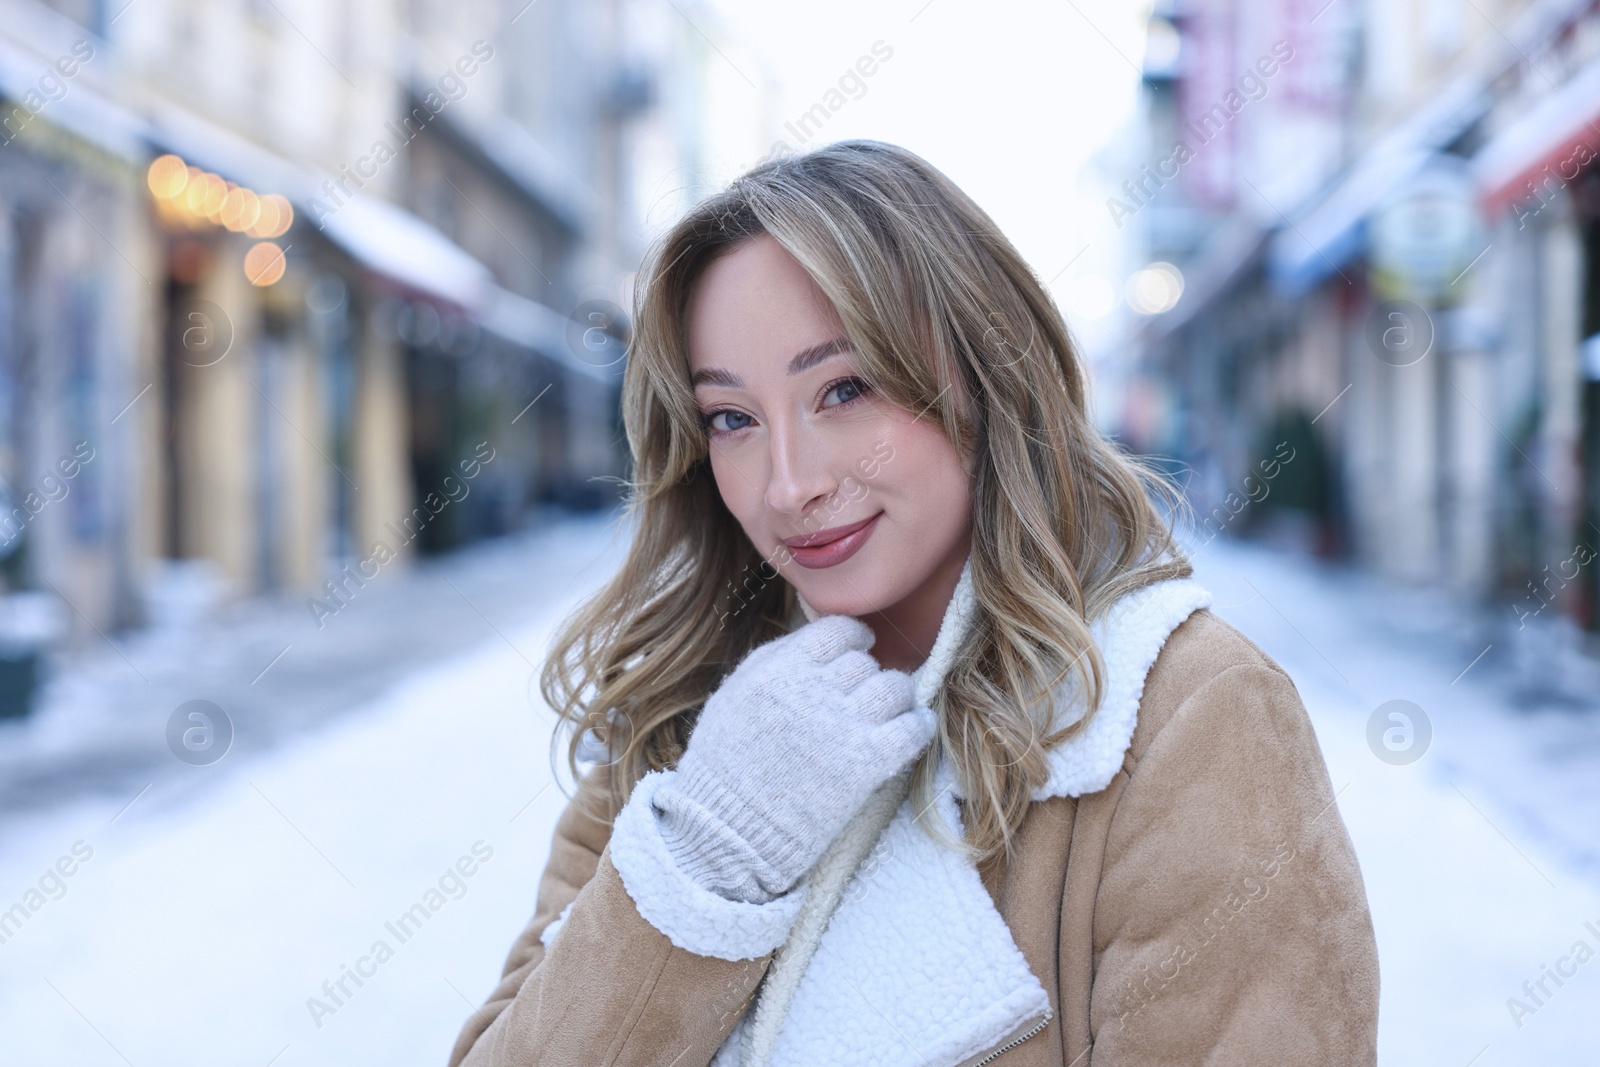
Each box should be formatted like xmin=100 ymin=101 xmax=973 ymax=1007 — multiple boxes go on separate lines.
xmin=146 ymin=153 xmax=292 ymax=286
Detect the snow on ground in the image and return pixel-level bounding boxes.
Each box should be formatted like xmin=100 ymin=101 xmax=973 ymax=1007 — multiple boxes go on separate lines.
xmin=0 ymin=506 xmax=636 ymax=820
xmin=1 ymin=516 xmax=1597 ymax=1065
xmin=0 ymin=513 xmax=632 ymax=1066
xmin=1 ymin=628 xmax=567 ymax=1065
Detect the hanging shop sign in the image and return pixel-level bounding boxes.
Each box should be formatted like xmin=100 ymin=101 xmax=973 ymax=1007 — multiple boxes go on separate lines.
xmin=1369 ymin=154 xmax=1484 ymax=306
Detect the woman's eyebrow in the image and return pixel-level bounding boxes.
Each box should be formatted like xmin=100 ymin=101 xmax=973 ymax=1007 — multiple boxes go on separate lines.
xmin=691 ymin=336 xmax=851 ymax=389
xmin=786 ymin=335 xmax=851 ymax=375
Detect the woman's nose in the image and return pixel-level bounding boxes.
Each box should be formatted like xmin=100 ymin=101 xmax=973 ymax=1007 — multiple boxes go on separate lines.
xmin=763 ymin=419 xmax=836 ymax=518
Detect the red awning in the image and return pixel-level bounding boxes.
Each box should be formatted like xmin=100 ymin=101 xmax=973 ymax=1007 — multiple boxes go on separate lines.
xmin=1475 ymin=59 xmax=1600 ymax=215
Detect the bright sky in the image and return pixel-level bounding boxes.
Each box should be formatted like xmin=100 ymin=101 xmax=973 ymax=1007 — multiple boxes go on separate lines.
xmin=692 ymin=0 xmax=1156 ymax=370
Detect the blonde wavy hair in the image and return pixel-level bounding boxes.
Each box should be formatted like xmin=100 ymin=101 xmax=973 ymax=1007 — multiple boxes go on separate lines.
xmin=543 ymin=139 xmax=1193 ymax=870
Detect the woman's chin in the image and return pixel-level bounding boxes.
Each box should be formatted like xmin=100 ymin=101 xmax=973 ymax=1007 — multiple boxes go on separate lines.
xmin=792 ymin=574 xmax=900 ymax=620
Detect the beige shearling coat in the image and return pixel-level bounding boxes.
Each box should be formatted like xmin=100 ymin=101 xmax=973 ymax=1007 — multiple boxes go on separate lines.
xmin=448 ymin=569 xmax=1380 ymax=1066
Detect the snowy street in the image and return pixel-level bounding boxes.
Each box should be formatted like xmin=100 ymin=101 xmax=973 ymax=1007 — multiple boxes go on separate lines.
xmin=2 ymin=513 xmax=1598 ymax=1065
xmin=7 ymin=0 xmax=1595 ymax=1062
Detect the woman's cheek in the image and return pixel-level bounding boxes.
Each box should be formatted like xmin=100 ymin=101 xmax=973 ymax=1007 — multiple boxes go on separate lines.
xmin=831 ymin=417 xmax=896 ymax=486
xmin=709 ymin=453 xmax=758 ymax=523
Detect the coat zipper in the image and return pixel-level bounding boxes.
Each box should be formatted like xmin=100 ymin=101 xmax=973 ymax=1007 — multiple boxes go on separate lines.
xmin=964 ymin=1008 xmax=1053 ymax=1067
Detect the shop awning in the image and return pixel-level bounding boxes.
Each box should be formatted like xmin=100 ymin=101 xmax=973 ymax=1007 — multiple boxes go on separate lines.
xmin=5 ymin=31 xmax=622 ymax=384
xmin=311 ymin=194 xmax=495 ymax=312
xmin=315 ymin=200 xmax=629 ymax=383
xmin=1267 ymin=79 xmax=1489 ymax=296
xmin=1268 ymin=0 xmax=1600 ymax=294
xmin=0 ymin=34 xmax=148 ymax=162
xmin=148 ymin=105 xmax=500 ymax=314
xmin=142 ymin=96 xmax=625 ymax=376
xmin=147 ymin=104 xmax=309 ymax=200
xmin=1474 ymin=56 xmax=1600 ymax=214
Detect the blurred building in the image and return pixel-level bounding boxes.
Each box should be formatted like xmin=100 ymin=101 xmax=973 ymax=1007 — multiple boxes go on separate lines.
xmin=0 ymin=0 xmax=767 ymax=685
xmin=1125 ymin=0 xmax=1600 ymax=652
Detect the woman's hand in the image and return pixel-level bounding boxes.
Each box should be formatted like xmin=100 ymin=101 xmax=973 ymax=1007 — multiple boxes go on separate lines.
xmin=651 ymin=614 xmax=937 ymax=903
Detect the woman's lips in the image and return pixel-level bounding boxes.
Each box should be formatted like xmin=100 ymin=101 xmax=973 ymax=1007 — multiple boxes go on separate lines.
xmin=784 ymin=512 xmax=882 ymax=569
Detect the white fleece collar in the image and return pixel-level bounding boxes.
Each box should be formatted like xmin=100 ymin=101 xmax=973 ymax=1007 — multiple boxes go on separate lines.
xmin=797 ymin=555 xmax=1214 ymax=801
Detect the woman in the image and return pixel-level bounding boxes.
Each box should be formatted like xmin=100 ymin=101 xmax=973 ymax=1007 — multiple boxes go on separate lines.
xmin=448 ymin=140 xmax=1379 ymax=1067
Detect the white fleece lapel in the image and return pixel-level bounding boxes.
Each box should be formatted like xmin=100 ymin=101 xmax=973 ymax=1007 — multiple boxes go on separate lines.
xmin=711 ymin=778 xmax=1052 ymax=1067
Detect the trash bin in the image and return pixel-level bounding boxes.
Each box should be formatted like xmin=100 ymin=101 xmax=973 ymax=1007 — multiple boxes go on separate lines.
xmin=0 ymin=644 xmax=39 ymax=720
xmin=0 ymin=591 xmax=68 ymax=720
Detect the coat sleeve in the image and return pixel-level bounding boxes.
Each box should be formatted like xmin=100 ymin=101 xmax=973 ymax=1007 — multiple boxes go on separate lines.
xmin=447 ymin=761 xmax=808 ymax=1067
xmin=1086 ymin=661 xmax=1380 ymax=1065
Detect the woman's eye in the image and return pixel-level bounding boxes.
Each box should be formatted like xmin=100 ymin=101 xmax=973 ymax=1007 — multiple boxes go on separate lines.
xmin=823 ymin=377 xmax=871 ymax=408
xmin=703 ymin=409 xmax=752 ymax=435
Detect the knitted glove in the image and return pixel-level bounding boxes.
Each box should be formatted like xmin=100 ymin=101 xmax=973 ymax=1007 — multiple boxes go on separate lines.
xmin=652 ymin=614 xmax=937 ymax=904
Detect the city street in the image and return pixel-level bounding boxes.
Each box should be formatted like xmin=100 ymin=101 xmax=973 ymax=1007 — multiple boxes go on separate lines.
xmin=0 ymin=514 xmax=1596 ymax=1065
xmin=5 ymin=0 xmax=1596 ymax=1063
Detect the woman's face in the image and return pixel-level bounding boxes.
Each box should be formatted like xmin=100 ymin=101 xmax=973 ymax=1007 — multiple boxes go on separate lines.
xmin=685 ymin=233 xmax=972 ymax=622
